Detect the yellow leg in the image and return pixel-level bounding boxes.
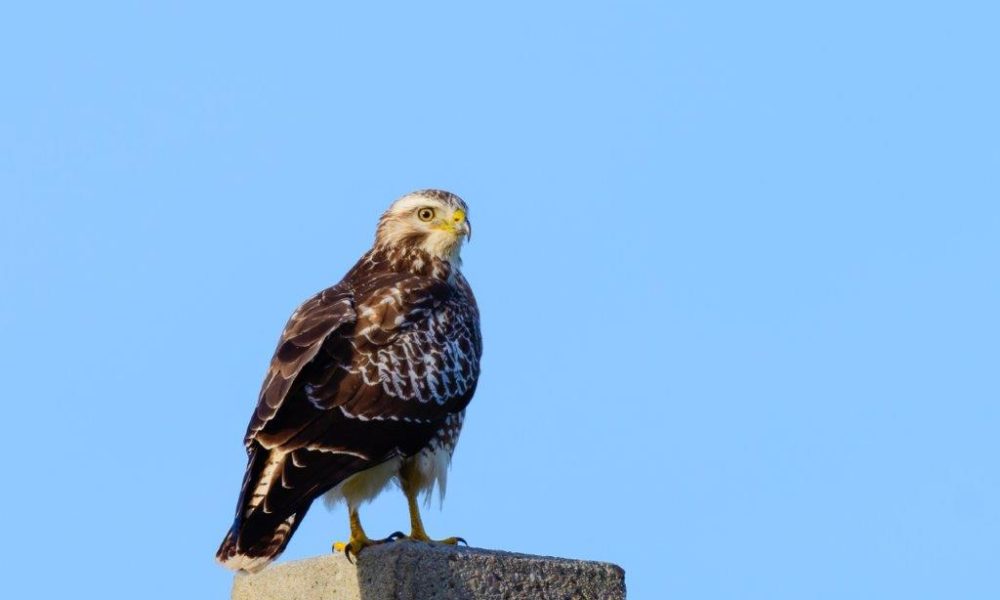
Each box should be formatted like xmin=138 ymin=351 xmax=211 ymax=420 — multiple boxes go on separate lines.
xmin=401 ymin=463 xmax=465 ymax=546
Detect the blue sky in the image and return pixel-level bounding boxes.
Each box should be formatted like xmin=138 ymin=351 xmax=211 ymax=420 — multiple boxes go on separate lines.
xmin=2 ymin=2 xmax=998 ymax=598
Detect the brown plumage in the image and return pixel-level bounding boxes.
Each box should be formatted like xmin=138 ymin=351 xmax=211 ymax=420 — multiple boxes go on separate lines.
xmin=217 ymin=190 xmax=481 ymax=572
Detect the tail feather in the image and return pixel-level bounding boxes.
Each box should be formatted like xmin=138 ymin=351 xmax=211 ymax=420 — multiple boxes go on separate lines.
xmin=216 ymin=445 xmax=368 ymax=572
xmin=216 ymin=510 xmax=304 ymax=573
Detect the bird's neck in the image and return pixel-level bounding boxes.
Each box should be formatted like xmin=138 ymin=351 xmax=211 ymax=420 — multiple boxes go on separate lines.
xmin=363 ymin=245 xmax=459 ymax=282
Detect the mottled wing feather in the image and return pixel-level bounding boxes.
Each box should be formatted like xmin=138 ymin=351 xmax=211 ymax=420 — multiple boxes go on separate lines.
xmin=248 ymin=273 xmax=477 ymax=455
xmin=310 ymin=274 xmax=479 ymax=423
xmin=245 ymin=285 xmax=356 ymax=449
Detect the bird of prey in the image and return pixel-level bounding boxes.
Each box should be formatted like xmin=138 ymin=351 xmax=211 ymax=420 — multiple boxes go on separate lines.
xmin=217 ymin=190 xmax=481 ymax=573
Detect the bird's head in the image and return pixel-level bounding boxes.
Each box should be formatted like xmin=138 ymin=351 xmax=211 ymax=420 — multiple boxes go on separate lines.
xmin=375 ymin=190 xmax=472 ymax=265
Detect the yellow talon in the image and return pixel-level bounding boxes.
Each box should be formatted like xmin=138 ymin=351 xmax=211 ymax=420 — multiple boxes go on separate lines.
xmin=331 ymin=508 xmax=392 ymax=561
xmin=332 ymin=535 xmax=381 ymax=561
xmin=438 ymin=536 xmax=466 ymax=545
xmin=400 ymin=533 xmax=467 ymax=545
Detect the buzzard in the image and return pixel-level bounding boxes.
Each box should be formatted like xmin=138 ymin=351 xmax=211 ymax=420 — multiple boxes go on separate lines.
xmin=217 ymin=190 xmax=481 ymax=572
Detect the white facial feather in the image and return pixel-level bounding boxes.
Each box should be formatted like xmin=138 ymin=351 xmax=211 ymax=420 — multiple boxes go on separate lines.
xmin=375 ymin=193 xmax=470 ymax=265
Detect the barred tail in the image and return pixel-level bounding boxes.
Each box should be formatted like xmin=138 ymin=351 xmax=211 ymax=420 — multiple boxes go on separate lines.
xmin=215 ymin=446 xmax=306 ymax=573
xmin=216 ymin=511 xmax=303 ymax=573
xmin=216 ymin=445 xmax=365 ymax=572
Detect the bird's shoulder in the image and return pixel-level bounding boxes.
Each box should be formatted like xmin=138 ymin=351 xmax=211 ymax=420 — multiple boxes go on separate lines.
xmin=278 ymin=248 xmax=454 ymax=339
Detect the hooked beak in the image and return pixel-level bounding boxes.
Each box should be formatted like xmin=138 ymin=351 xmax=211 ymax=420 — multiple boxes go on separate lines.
xmin=450 ymin=209 xmax=472 ymax=241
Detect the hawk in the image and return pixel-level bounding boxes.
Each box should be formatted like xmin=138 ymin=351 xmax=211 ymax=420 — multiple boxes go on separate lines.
xmin=217 ymin=190 xmax=481 ymax=572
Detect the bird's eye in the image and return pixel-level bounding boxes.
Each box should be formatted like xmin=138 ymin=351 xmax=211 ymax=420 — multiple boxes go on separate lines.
xmin=417 ymin=207 xmax=435 ymax=222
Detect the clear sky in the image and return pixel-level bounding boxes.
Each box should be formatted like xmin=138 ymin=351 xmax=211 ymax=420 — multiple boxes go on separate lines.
xmin=2 ymin=2 xmax=998 ymax=598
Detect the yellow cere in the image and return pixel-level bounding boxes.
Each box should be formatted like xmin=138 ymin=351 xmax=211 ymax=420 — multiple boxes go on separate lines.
xmin=435 ymin=209 xmax=466 ymax=233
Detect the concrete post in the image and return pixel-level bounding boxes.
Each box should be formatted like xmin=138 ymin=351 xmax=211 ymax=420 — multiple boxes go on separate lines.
xmin=231 ymin=544 xmax=626 ymax=600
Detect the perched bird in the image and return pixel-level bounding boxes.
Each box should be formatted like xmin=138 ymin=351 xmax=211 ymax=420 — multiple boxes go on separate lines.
xmin=217 ymin=190 xmax=482 ymax=573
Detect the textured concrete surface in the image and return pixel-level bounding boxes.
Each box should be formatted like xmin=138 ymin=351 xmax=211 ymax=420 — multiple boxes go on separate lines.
xmin=231 ymin=552 xmax=360 ymax=600
xmin=357 ymin=543 xmax=626 ymax=600
xmin=230 ymin=544 xmax=625 ymax=600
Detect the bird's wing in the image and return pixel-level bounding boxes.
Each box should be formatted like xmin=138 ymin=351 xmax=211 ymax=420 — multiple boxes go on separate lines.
xmin=313 ymin=273 xmax=478 ymax=423
xmin=244 ymin=284 xmax=356 ymax=449
xmin=248 ymin=272 xmax=477 ymax=455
